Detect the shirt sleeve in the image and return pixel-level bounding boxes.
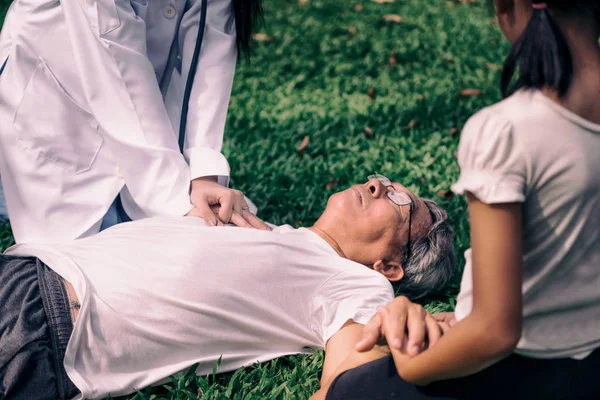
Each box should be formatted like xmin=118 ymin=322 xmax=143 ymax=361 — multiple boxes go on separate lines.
xmin=60 ymin=0 xmax=194 ymax=217
xmin=312 ymin=268 xmax=394 ymax=344
xmin=451 ymin=108 xmax=528 ymax=204
xmin=178 ymin=0 xmax=236 ymax=185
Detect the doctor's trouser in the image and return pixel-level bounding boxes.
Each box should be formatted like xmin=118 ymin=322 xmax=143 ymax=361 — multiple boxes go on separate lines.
xmin=0 ymin=253 xmax=79 ymax=400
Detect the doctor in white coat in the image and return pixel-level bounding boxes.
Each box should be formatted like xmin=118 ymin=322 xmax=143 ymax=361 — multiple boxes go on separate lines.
xmin=0 ymin=0 xmax=266 ymax=244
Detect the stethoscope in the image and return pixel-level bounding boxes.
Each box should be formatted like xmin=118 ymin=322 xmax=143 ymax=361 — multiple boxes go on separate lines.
xmin=178 ymin=0 xmax=208 ymax=152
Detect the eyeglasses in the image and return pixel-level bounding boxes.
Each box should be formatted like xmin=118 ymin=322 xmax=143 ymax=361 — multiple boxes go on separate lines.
xmin=367 ymin=173 xmax=413 ymax=264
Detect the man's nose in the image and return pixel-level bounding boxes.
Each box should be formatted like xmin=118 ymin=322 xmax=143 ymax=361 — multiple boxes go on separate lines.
xmin=366 ymin=178 xmax=387 ymax=199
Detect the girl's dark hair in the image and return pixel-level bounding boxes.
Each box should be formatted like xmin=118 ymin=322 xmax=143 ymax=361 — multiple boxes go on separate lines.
xmin=232 ymin=0 xmax=264 ymax=59
xmin=500 ymin=1 xmax=573 ymax=98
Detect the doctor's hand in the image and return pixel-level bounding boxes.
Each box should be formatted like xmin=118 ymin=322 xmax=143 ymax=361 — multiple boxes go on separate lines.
xmin=188 ymin=177 xmax=271 ymax=230
xmin=355 ymin=296 xmax=449 ymax=356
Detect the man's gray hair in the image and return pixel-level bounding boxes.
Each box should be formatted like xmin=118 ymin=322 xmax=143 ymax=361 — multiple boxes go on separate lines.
xmin=393 ymin=199 xmax=458 ymax=300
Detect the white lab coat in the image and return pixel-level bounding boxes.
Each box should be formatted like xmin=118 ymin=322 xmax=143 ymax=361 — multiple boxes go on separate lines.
xmin=0 ymin=0 xmax=236 ymax=243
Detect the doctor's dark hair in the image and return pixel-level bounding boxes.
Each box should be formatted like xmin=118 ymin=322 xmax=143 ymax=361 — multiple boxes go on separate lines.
xmin=393 ymin=200 xmax=458 ymax=301
xmin=495 ymin=0 xmax=599 ymax=98
xmin=232 ymin=0 xmax=264 ymax=58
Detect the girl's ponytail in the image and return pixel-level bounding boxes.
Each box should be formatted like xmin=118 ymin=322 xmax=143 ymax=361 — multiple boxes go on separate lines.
xmin=500 ymin=2 xmax=573 ymax=98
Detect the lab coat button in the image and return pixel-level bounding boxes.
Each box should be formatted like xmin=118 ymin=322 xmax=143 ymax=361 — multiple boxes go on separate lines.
xmin=163 ymin=5 xmax=176 ymax=19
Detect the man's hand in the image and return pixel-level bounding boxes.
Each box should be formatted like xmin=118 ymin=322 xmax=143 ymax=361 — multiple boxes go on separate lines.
xmin=355 ymin=297 xmax=448 ymax=356
xmin=432 ymin=312 xmax=457 ymax=333
xmin=187 ymin=177 xmax=271 ymax=230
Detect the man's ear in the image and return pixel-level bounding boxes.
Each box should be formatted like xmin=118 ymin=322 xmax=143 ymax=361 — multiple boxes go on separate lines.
xmin=373 ymin=260 xmax=404 ymax=282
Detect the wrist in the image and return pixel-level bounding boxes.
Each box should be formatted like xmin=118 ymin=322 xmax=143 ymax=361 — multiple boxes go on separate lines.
xmin=191 ymin=176 xmax=219 ymax=189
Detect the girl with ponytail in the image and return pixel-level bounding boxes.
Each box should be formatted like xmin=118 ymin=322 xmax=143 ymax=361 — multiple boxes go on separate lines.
xmin=315 ymin=1 xmax=600 ymax=399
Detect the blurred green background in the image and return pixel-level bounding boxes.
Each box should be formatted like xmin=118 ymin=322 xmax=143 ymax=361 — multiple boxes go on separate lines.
xmin=0 ymin=0 xmax=509 ymax=398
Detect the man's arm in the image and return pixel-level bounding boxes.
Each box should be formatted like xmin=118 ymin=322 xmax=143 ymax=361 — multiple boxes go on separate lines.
xmin=319 ymin=320 xmax=364 ymax=388
xmin=311 ymin=343 xmax=390 ymax=400
xmin=312 ymin=320 xmax=383 ymax=400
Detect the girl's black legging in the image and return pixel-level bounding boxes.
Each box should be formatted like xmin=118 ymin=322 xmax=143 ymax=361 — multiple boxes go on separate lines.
xmin=326 ymin=348 xmax=600 ymax=400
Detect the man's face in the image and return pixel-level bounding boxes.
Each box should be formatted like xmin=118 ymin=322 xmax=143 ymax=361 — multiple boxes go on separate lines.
xmin=324 ymin=177 xmax=433 ymax=267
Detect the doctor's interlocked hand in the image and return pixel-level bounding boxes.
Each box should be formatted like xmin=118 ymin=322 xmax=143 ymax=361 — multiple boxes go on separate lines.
xmin=186 ymin=177 xmax=271 ymax=231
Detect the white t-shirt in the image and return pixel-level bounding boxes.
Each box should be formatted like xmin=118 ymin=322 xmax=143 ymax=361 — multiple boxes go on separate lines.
xmin=451 ymin=90 xmax=600 ymax=359
xmin=6 ymin=217 xmax=393 ymax=399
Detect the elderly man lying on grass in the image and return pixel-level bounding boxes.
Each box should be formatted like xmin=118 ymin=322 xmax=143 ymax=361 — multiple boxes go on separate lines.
xmin=1 ymin=174 xmax=456 ymax=400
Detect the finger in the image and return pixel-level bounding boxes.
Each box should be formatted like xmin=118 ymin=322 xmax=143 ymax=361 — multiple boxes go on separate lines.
xmin=384 ymin=298 xmax=409 ymax=350
xmin=230 ymin=190 xmax=247 ymax=215
xmin=242 ymin=211 xmax=272 ymax=231
xmin=432 ymin=312 xmax=452 ymax=323
xmin=438 ymin=321 xmax=452 ymax=335
xmin=229 ymin=212 xmax=254 ymax=229
xmin=405 ymin=305 xmax=426 ymax=356
xmin=217 ymin=192 xmax=235 ymax=224
xmin=355 ymin=311 xmax=383 ymax=352
xmin=194 ymin=202 xmax=218 ymax=227
xmin=425 ymin=313 xmax=443 ymax=349
xmin=432 ymin=312 xmax=447 ymax=322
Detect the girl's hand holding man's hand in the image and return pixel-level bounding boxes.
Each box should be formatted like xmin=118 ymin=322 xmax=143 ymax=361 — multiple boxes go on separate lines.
xmin=355 ymin=296 xmax=456 ymax=356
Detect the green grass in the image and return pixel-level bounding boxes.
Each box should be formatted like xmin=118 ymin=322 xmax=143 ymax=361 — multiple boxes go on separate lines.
xmin=0 ymin=0 xmax=510 ymax=398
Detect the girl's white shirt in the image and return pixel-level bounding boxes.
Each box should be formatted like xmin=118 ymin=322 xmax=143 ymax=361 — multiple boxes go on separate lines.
xmin=0 ymin=0 xmax=236 ymax=243
xmin=452 ymin=90 xmax=600 ymax=359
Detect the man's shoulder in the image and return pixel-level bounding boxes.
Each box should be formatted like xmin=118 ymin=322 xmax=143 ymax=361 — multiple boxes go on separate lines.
xmin=321 ymin=261 xmax=394 ymax=293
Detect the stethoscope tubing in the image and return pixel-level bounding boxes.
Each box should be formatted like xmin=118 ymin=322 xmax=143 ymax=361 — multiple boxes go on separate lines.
xmin=178 ymin=0 xmax=208 ymax=153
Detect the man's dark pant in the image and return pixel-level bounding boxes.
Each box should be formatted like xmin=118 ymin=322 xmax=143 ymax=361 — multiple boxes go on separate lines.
xmin=0 ymin=253 xmax=79 ymax=400
xmin=326 ymin=348 xmax=600 ymax=400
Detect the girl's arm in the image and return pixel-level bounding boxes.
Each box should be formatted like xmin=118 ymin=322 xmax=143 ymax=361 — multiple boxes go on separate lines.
xmin=391 ymin=194 xmax=524 ymax=384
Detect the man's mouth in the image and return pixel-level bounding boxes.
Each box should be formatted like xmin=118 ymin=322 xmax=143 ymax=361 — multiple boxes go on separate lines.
xmin=352 ymin=187 xmax=363 ymax=207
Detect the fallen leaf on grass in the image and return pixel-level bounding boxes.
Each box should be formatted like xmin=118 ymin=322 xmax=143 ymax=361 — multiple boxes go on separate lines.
xmin=364 ymin=127 xmax=374 ymax=137
xmin=449 ymin=127 xmax=460 ymax=136
xmin=354 ymin=3 xmax=364 ymax=12
xmin=417 ymin=94 xmax=425 ymax=101
xmin=438 ymin=190 xmax=454 ymax=201
xmin=460 ymin=89 xmax=483 ymax=97
xmin=298 ymin=0 xmax=310 ymax=7
xmin=252 ymin=33 xmax=274 ymax=43
xmin=367 ymin=87 xmax=375 ymax=100
xmin=486 ymin=63 xmax=502 ymax=71
xmin=348 ymin=26 xmax=357 ymax=35
xmin=420 ymin=178 xmax=426 ymax=185
xmin=389 ymin=52 xmax=397 ymax=68
xmin=371 ymin=0 xmax=395 ymax=3
xmin=295 ymin=220 xmax=303 ymax=228
xmin=382 ymin=14 xmax=404 ymax=23
xmin=297 ymin=136 xmax=310 ymax=152
xmin=446 ymin=1 xmax=455 ymax=7
xmin=326 ymin=180 xmax=339 ymax=190
xmin=403 ymin=120 xmax=416 ymax=130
